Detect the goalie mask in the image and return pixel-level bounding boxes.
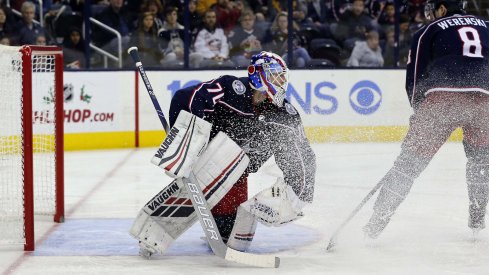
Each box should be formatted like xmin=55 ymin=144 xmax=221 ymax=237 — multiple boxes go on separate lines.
xmin=248 ymin=51 xmax=289 ymax=107
xmin=424 ymin=0 xmax=466 ymax=20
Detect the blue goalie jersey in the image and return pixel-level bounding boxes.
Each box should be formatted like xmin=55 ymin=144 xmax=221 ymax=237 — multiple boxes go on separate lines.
xmin=168 ymin=75 xmax=316 ymax=203
xmin=406 ymin=14 xmax=489 ymax=106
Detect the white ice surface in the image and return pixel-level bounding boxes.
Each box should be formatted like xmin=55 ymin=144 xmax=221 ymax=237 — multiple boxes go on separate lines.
xmin=1 ymin=142 xmax=488 ymax=275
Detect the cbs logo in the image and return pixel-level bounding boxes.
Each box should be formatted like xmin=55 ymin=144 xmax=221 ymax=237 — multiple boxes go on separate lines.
xmin=349 ymin=80 xmax=382 ymax=115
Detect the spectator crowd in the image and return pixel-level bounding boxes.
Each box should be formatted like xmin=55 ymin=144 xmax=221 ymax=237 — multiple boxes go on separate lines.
xmin=0 ymin=0 xmax=485 ymax=69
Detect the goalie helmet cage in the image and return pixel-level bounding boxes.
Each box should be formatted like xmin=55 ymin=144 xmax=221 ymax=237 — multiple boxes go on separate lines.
xmin=0 ymin=45 xmax=64 ymax=251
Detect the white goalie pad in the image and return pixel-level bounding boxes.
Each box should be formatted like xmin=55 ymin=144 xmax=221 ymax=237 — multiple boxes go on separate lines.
xmin=129 ymin=210 xmax=180 ymax=254
xmin=227 ymin=205 xmax=258 ymax=252
xmin=244 ymin=178 xmax=309 ymax=227
xmin=192 ymin=132 xmax=250 ymax=206
xmin=130 ymin=132 xmax=250 ymax=255
xmin=151 ymin=110 xmax=212 ymax=178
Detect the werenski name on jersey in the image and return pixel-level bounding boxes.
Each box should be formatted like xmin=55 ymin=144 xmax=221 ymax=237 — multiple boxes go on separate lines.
xmin=436 ymin=17 xmax=487 ymax=29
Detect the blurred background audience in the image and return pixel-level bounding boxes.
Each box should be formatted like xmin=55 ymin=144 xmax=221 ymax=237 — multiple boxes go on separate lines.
xmin=1 ymin=0 xmax=487 ymax=69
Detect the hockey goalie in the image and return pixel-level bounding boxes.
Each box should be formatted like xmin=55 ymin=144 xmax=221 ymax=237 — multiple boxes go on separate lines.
xmin=129 ymin=51 xmax=316 ymax=257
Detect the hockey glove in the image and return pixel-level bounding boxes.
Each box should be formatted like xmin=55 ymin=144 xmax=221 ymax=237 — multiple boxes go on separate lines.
xmin=248 ymin=177 xmax=307 ymax=227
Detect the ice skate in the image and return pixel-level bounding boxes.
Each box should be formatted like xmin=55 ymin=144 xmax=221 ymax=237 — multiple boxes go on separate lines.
xmin=363 ymin=212 xmax=392 ymax=239
xmin=468 ymin=206 xmax=486 ymax=234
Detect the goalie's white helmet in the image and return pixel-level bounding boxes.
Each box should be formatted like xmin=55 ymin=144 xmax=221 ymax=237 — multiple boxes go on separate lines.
xmin=248 ymin=51 xmax=289 ymax=107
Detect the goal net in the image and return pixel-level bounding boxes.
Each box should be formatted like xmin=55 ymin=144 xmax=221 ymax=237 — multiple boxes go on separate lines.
xmin=0 ymin=45 xmax=64 ymax=251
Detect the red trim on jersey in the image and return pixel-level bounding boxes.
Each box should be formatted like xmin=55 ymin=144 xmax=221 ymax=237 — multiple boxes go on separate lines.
xmin=188 ymin=78 xmax=218 ymax=111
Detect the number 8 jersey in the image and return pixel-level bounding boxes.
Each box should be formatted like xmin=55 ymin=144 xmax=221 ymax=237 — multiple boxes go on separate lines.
xmin=405 ymin=14 xmax=489 ymax=107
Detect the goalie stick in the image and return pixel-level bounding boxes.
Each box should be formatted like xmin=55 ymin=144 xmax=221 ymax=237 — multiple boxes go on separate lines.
xmin=128 ymin=46 xmax=280 ymax=268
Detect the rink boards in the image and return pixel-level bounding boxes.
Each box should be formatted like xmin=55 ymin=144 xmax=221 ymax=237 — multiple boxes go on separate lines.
xmin=44 ymin=69 xmax=462 ymax=150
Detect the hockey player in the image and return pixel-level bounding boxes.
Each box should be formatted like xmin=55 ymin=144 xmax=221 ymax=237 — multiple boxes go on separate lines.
xmin=130 ymin=51 xmax=316 ymax=256
xmin=363 ymin=0 xmax=489 ymax=238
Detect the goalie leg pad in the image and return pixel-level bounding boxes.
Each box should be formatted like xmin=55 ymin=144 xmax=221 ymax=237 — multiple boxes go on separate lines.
xmin=151 ymin=110 xmax=212 ymax=178
xmin=142 ymin=179 xmax=192 ymax=218
xmin=129 ymin=180 xmax=197 ymax=255
xmin=129 ymin=210 xmax=180 ymax=255
xmin=192 ymin=132 xmax=250 ymax=207
xmin=131 ymin=132 xmax=250 ymax=254
xmin=226 ymin=205 xmax=258 ymax=251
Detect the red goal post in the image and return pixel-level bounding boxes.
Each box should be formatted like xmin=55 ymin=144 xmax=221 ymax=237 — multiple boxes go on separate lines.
xmin=0 ymin=45 xmax=64 ymax=251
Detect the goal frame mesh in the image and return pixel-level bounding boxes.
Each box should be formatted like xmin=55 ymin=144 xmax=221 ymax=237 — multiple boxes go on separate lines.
xmin=1 ymin=45 xmax=65 ymax=251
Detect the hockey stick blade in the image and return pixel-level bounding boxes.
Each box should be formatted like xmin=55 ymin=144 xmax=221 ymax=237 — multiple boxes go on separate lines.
xmin=182 ymin=174 xmax=279 ymax=268
xmin=325 ymin=239 xmax=336 ymax=252
xmin=225 ymin=247 xmax=280 ymax=268
xmin=325 ymin=181 xmax=384 ymax=252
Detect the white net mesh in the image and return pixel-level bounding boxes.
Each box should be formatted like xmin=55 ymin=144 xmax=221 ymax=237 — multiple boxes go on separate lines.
xmin=0 ymin=46 xmax=24 ymax=245
xmin=0 ymin=46 xmax=59 ymax=245
xmin=32 ymin=54 xmax=57 ymax=216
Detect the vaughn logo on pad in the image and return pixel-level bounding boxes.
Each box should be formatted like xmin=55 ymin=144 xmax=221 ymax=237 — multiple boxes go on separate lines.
xmin=151 ymin=110 xmax=212 ymax=178
xmin=154 ymin=127 xmax=180 ymax=159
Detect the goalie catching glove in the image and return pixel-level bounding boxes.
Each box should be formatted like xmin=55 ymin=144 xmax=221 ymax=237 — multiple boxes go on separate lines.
xmin=151 ymin=110 xmax=212 ymax=178
xmin=226 ymin=177 xmax=309 ymax=251
xmin=247 ymin=177 xmax=308 ymax=227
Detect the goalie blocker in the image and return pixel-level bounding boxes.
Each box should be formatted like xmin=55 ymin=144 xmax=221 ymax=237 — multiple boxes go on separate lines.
xmin=151 ymin=110 xmax=212 ymax=178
